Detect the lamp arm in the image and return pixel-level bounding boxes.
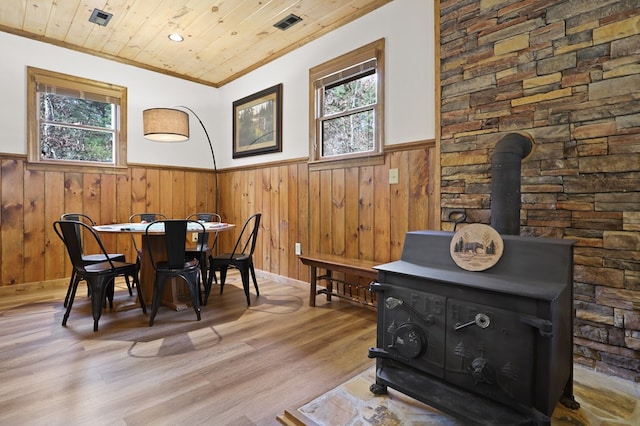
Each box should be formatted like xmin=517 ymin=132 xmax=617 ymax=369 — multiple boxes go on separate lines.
xmin=177 ymin=105 xmax=219 ymax=214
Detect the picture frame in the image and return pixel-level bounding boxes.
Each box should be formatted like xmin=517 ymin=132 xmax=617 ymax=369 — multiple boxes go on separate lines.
xmin=232 ymin=83 xmax=283 ymax=158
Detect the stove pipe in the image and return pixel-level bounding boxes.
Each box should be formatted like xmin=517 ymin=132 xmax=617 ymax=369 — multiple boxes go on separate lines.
xmin=490 ymin=132 xmax=533 ymax=235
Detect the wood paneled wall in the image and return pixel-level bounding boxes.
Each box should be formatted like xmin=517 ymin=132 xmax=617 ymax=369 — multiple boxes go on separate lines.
xmin=0 ymin=140 xmax=437 ymax=288
xmin=218 ymin=140 xmax=438 ymax=283
xmin=0 ymin=156 xmax=215 ymax=287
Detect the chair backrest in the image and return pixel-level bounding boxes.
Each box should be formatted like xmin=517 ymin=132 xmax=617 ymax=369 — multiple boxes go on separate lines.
xmin=186 ymin=212 xmax=221 ymax=223
xmin=129 ymin=213 xmax=167 ymax=223
xmin=229 ymin=213 xmax=261 ymax=258
xmin=60 ymin=213 xmax=96 ymax=225
xmin=60 ymin=213 xmax=97 ymax=255
xmin=186 ymin=213 xmax=221 ymax=247
xmin=145 ymin=220 xmax=205 ymax=269
xmin=53 ymin=220 xmax=114 ymax=274
xmin=129 ymin=213 xmax=168 ymax=254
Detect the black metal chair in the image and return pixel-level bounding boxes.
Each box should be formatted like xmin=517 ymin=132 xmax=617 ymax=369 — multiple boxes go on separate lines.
xmin=128 ymin=212 xmax=168 ymax=258
xmin=53 ymin=220 xmax=146 ymax=331
xmin=207 ymin=213 xmax=261 ymax=306
xmin=60 ymin=213 xmax=133 ymax=307
xmin=185 ymin=212 xmax=221 ymax=305
xmin=146 ymin=220 xmax=205 ymax=326
xmin=128 ymin=213 xmax=168 ymax=224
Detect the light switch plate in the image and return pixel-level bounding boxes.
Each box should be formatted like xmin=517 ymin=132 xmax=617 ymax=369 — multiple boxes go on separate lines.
xmin=389 ymin=168 xmax=399 ymax=184
xmin=295 ymin=242 xmax=302 ymax=255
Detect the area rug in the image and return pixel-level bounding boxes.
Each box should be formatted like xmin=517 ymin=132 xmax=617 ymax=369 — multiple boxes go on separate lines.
xmin=282 ymin=365 xmax=640 ymax=426
xmin=291 ymin=367 xmax=462 ymax=426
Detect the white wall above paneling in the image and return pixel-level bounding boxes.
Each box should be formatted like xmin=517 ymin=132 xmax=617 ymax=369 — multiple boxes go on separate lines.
xmin=0 ymin=0 xmax=434 ymax=170
xmin=219 ymin=0 xmax=435 ymax=169
xmin=0 ymin=31 xmax=219 ymax=170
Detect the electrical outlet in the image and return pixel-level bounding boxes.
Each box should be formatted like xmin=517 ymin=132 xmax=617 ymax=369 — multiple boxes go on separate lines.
xmin=295 ymin=242 xmax=302 ymax=255
xmin=389 ymin=168 xmax=399 ymax=184
xmin=191 ymin=233 xmax=198 ymax=242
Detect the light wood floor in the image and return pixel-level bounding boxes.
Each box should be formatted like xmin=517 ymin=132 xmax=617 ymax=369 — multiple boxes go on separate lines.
xmin=0 ymin=272 xmax=377 ymax=426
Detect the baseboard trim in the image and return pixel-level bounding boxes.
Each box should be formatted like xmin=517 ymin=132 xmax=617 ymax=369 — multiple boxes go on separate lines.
xmin=0 ymin=278 xmax=69 ymax=297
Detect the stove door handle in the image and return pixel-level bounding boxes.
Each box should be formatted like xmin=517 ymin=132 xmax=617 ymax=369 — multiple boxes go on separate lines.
xmin=369 ymin=282 xmax=391 ymax=293
xmin=368 ymin=347 xmax=410 ymax=363
xmin=454 ymin=313 xmax=491 ymax=331
xmin=520 ymin=314 xmax=553 ymax=337
xmin=454 ymin=319 xmax=478 ymax=330
xmin=369 ymin=347 xmax=393 ymax=359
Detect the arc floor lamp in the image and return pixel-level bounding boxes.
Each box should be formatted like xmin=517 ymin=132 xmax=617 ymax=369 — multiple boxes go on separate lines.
xmin=142 ymin=107 xmax=219 ymax=215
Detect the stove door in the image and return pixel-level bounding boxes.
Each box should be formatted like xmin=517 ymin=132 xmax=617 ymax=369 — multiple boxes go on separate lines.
xmin=445 ymin=298 xmax=535 ymax=407
xmin=377 ymin=285 xmax=447 ymax=378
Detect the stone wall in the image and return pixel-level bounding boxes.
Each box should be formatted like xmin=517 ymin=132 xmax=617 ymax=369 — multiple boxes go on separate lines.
xmin=439 ymin=0 xmax=640 ymax=381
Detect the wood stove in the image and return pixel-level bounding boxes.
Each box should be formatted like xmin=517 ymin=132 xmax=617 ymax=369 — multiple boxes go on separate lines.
xmin=369 ymin=230 xmax=579 ymax=425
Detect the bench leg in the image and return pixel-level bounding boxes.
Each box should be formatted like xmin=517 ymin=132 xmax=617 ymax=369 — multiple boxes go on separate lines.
xmin=309 ymin=266 xmax=317 ymax=307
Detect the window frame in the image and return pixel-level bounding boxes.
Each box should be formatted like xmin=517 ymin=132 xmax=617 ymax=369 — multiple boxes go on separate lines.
xmin=26 ymin=66 xmax=128 ymax=173
xmin=308 ymin=39 xmax=385 ymax=170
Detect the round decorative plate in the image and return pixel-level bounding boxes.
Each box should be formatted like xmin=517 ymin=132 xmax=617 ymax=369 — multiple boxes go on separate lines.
xmin=449 ymin=223 xmax=504 ymax=272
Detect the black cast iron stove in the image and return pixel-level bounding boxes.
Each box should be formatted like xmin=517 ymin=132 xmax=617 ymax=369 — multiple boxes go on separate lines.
xmin=369 ymin=230 xmax=579 ymax=425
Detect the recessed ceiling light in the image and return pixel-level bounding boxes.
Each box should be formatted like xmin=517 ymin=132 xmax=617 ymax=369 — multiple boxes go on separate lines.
xmin=168 ymin=33 xmax=184 ymax=42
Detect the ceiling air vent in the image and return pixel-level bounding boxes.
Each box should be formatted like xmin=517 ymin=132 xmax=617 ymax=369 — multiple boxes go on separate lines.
xmin=89 ymin=8 xmax=113 ymax=27
xmin=274 ymin=14 xmax=302 ymax=31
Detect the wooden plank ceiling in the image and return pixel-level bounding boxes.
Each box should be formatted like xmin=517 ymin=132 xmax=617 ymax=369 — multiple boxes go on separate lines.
xmin=0 ymin=0 xmax=391 ymax=87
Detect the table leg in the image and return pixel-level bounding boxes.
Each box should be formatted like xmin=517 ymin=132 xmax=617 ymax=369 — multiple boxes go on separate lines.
xmin=115 ymin=298 xmax=139 ymax=312
xmin=141 ymin=234 xmax=188 ymax=311
xmin=326 ymin=269 xmax=332 ymax=302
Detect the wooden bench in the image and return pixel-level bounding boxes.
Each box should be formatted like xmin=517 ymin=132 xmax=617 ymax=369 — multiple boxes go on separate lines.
xmin=299 ymin=254 xmax=379 ymax=308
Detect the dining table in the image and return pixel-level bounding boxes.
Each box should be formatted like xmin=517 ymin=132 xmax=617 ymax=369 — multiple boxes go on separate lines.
xmin=94 ymin=221 xmax=235 ymax=311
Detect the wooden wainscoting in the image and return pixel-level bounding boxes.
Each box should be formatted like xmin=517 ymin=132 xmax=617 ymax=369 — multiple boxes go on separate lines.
xmin=217 ymin=140 xmax=438 ymax=284
xmin=0 ymin=156 xmax=215 ymax=287
xmin=0 ymin=140 xmax=436 ymax=289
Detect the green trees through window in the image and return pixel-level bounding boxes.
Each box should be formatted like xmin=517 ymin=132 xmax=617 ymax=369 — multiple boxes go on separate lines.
xmin=27 ymin=66 xmax=128 ymax=172
xmin=321 ymin=72 xmax=377 ymax=157
xmin=40 ymin=93 xmax=115 ymax=162
xmin=309 ymin=39 xmax=384 ymax=167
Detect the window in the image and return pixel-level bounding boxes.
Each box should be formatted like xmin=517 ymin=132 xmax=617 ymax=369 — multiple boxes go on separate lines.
xmin=309 ymin=39 xmax=384 ymax=169
xmin=27 ymin=66 xmax=127 ymax=172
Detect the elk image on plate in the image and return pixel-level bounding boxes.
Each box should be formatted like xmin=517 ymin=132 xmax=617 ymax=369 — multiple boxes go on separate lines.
xmin=449 ymin=223 xmax=504 ymax=271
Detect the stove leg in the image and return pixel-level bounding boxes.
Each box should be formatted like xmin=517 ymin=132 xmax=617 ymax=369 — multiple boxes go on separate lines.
xmin=560 ymin=394 xmax=580 ymax=410
xmin=526 ymin=408 xmax=551 ymax=426
xmin=560 ymin=373 xmax=580 ymax=410
xmin=370 ymin=382 xmax=388 ymax=395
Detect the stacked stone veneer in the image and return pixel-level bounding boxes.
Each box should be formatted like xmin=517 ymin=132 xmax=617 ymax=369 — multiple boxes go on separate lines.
xmin=439 ymin=0 xmax=640 ymax=381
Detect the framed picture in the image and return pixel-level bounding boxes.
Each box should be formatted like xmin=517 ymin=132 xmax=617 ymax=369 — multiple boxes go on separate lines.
xmin=233 ymin=83 xmax=283 ymax=158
